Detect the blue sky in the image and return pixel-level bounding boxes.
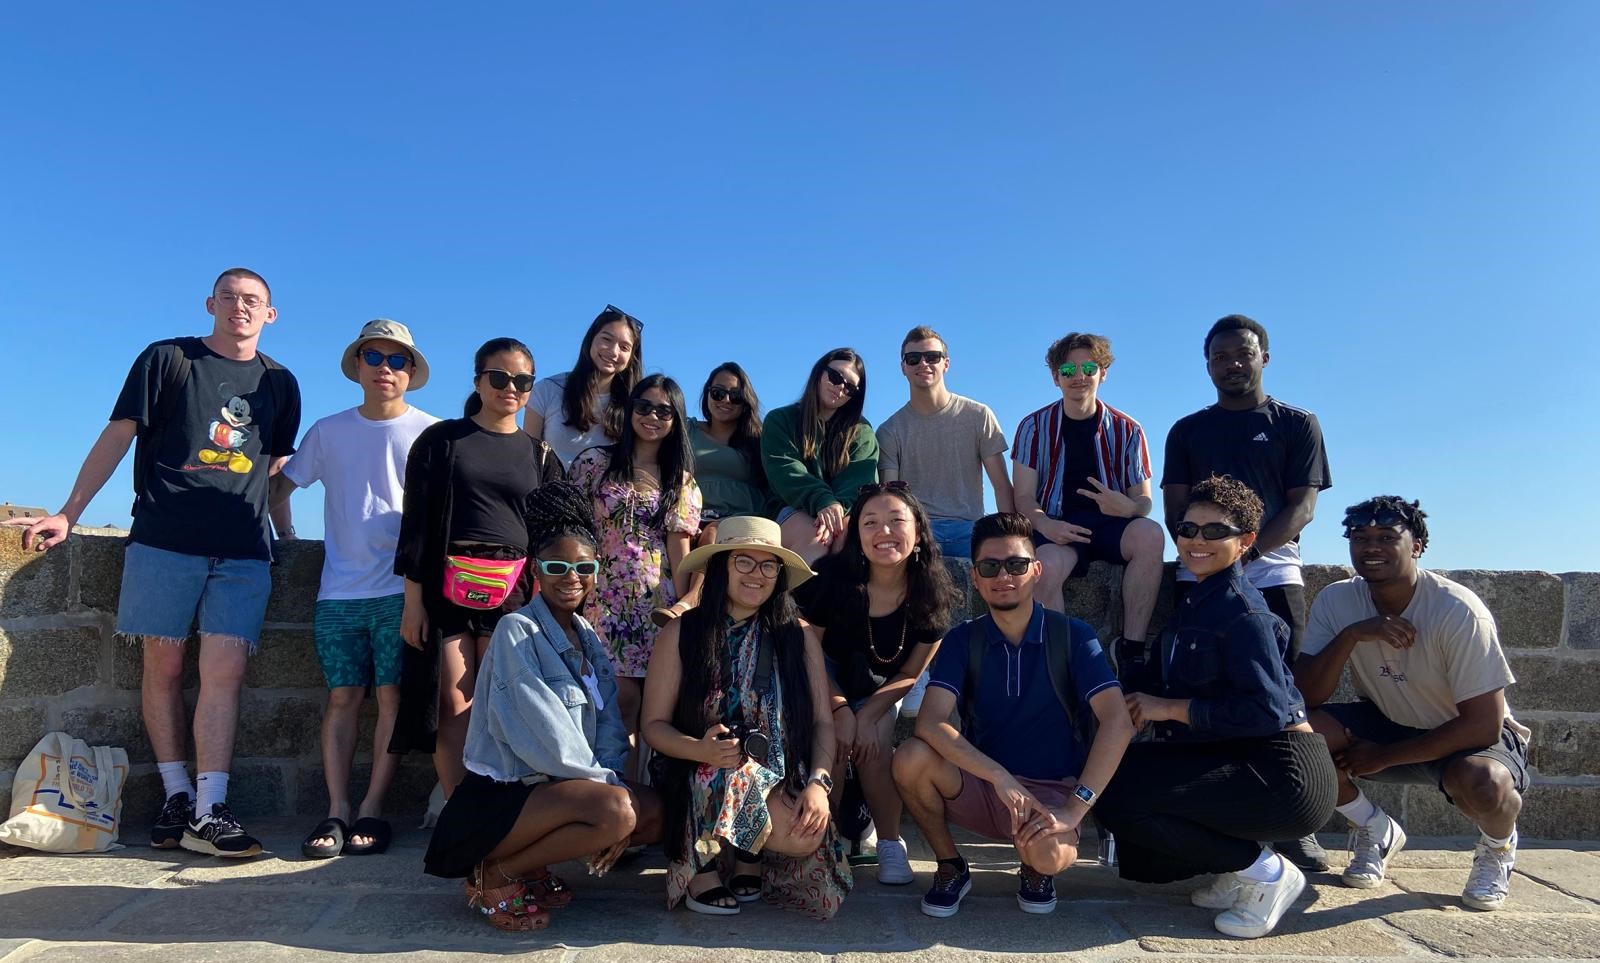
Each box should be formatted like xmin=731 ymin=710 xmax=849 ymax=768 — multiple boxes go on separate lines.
xmin=2 ymin=2 xmax=1595 ymax=572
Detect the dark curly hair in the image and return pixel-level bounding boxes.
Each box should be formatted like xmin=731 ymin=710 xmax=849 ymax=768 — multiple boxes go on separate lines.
xmin=1344 ymin=495 xmax=1429 ymax=553
xmin=1186 ymin=474 xmax=1264 ymax=532
xmin=525 ymin=482 xmax=599 ymax=556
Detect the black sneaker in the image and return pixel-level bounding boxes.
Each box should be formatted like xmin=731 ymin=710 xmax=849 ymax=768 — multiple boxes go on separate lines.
xmin=181 ymin=802 xmax=263 ymax=858
xmin=150 ymin=792 xmax=192 ymax=849
xmin=1017 ymin=864 xmax=1058 ymax=914
xmin=920 ymin=860 xmax=972 ymax=918
xmin=1275 ymin=833 xmax=1330 ymax=873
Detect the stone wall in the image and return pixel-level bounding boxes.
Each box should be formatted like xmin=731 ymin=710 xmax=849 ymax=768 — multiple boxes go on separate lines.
xmin=2 ymin=529 xmax=1597 ymax=839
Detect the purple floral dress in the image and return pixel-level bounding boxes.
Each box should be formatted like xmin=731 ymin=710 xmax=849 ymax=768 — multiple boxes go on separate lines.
xmin=570 ymin=447 xmax=702 ymax=678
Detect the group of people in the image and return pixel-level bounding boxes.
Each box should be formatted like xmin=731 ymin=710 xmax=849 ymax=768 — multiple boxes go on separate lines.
xmin=7 ymin=268 xmax=1530 ymax=939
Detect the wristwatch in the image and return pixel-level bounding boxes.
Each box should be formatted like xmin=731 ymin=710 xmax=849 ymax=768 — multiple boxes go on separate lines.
xmin=1072 ymin=784 xmax=1098 ymax=808
xmin=807 ymin=771 xmax=834 ymax=794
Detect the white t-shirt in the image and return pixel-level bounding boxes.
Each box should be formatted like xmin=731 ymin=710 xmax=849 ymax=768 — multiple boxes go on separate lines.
xmin=1302 ymin=569 xmax=1517 ymax=730
xmin=282 ymin=405 xmax=440 ymax=601
xmin=529 ymin=372 xmax=614 ymax=470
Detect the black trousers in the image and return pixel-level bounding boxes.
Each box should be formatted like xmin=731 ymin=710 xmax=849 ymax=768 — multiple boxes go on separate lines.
xmin=1097 ymin=730 xmax=1337 ymax=884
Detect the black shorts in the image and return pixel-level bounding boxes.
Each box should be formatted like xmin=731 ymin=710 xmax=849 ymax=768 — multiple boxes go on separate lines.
xmin=1031 ymin=509 xmax=1134 ymax=577
xmin=1319 ymin=700 xmax=1531 ymax=804
xmin=423 ymin=771 xmax=535 ymax=878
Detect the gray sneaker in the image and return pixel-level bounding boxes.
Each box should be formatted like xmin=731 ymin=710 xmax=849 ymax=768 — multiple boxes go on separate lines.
xmin=1462 ymin=832 xmax=1516 ymax=911
xmin=1342 ymin=813 xmax=1405 ymax=889
xmin=876 ymin=838 xmax=914 ymax=885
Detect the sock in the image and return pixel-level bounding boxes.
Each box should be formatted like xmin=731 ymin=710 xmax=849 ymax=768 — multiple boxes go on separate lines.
xmin=1237 ymin=846 xmax=1284 ymax=883
xmin=1336 ymin=791 xmax=1379 ymax=828
xmin=1480 ymin=830 xmax=1514 ymax=850
xmin=195 ymin=771 xmax=229 ymax=815
xmin=937 ymin=855 xmax=967 ymax=874
xmin=158 ymin=762 xmax=195 ymax=801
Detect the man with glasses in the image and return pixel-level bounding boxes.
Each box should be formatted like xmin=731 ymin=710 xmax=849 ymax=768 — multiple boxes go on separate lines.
xmin=5 ymin=268 xmax=302 ymax=858
xmin=272 ymin=320 xmax=439 ymax=859
xmin=1293 ymin=497 xmax=1530 ymax=911
xmin=893 ymin=512 xmax=1133 ymax=918
xmin=1013 ymin=333 xmax=1164 ymax=668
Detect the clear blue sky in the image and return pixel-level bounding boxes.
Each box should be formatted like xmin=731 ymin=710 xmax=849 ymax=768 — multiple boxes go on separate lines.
xmin=2 ymin=2 xmax=1595 ymax=572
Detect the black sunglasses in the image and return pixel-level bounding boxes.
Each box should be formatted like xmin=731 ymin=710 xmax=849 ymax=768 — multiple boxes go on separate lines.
xmin=361 ymin=349 xmax=411 ymax=372
xmin=598 ymin=304 xmax=644 ymax=331
xmin=974 ymin=556 xmax=1034 ymax=578
xmin=823 ymin=366 xmax=861 ymax=397
xmin=707 ymin=386 xmax=745 ymax=404
xmin=857 ymin=480 xmax=911 ymax=497
xmin=480 ymin=369 xmax=535 ymax=393
xmin=1343 ymin=509 xmax=1407 ymax=531
xmin=1175 ymin=521 xmax=1247 ymax=540
xmin=902 ymin=350 xmax=946 ymax=367
xmin=632 ymin=399 xmax=676 ymax=421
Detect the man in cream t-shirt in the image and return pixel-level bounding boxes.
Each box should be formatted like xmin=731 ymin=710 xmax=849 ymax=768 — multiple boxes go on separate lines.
xmin=1293 ymin=496 xmax=1530 ymax=913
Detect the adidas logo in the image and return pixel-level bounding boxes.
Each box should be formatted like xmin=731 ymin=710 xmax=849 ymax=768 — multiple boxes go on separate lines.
xmin=1251 ymin=432 xmax=1269 ymax=442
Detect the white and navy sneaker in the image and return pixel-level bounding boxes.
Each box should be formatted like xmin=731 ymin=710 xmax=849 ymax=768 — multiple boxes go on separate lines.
xmin=1462 ymin=831 xmax=1516 ymax=911
xmin=1342 ymin=813 xmax=1406 ymax=889
xmin=181 ymin=802 xmax=263 ymax=858
xmin=1017 ymin=864 xmax=1058 ymax=914
xmin=921 ymin=861 xmax=972 ymax=918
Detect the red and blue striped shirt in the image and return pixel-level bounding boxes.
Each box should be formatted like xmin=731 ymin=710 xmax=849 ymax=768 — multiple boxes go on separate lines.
xmin=1013 ymin=400 xmax=1151 ymax=518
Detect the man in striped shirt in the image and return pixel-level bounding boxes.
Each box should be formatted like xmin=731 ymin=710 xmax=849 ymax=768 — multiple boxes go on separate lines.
xmin=1012 ymin=333 xmax=1165 ymax=663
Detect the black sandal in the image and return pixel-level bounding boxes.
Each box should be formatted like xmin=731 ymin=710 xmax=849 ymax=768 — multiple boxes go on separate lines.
xmin=685 ymin=869 xmax=740 ymax=916
xmin=343 ymin=816 xmax=392 ymax=856
xmin=729 ymin=858 xmax=763 ymax=903
xmin=300 ymin=817 xmax=349 ymax=859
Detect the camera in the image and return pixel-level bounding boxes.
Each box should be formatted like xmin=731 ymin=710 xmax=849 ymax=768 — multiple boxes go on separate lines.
xmin=724 ymin=722 xmax=771 ymax=762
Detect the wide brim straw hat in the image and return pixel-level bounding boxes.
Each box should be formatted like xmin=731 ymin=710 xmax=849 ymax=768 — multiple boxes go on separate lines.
xmin=677 ymin=515 xmax=814 ymax=588
xmin=340 ymin=318 xmax=430 ymax=390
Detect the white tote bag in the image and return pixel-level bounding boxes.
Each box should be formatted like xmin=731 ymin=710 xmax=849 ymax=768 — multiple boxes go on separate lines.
xmin=0 ymin=731 xmax=128 ymax=853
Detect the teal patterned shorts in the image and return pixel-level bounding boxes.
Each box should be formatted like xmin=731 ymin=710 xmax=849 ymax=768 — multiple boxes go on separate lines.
xmin=313 ymin=594 xmax=406 ymax=689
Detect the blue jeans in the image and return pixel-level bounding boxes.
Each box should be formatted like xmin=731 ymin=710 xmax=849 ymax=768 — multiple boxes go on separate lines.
xmin=929 ymin=518 xmax=975 ymax=561
xmin=116 ymin=542 xmax=272 ymax=650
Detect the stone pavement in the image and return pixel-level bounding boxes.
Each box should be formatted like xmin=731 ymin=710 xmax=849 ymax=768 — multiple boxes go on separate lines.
xmin=1 ymin=821 xmax=1598 ymax=963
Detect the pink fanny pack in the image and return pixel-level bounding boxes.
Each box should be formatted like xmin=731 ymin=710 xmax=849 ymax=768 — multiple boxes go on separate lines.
xmin=442 ymin=554 xmax=527 ymax=610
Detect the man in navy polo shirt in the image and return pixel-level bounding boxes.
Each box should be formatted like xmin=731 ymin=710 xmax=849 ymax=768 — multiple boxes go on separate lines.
xmin=893 ymin=512 xmax=1134 ymax=918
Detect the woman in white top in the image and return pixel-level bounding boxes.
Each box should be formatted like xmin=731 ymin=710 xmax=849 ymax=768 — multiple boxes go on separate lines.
xmin=524 ymin=305 xmax=644 ymax=470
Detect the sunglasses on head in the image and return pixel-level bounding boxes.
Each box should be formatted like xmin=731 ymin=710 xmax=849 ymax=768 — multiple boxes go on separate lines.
xmin=632 ymin=399 xmax=675 ymax=421
xmin=1057 ymin=360 xmax=1100 ymax=378
xmin=361 ymin=349 xmax=411 ymax=372
xmin=903 ymin=350 xmax=946 ymax=367
xmin=707 ymin=386 xmax=745 ymax=404
xmin=974 ymin=556 xmax=1034 ymax=578
xmin=537 ymin=559 xmax=600 ymax=577
xmin=823 ymin=366 xmax=860 ymax=397
xmin=731 ymin=553 xmax=783 ymax=578
xmin=1174 ymin=521 xmax=1247 ymax=540
xmin=599 ymin=304 xmax=644 ymax=330
xmin=1342 ymin=509 xmax=1408 ymax=533
xmin=480 ymin=369 xmax=535 ymax=393
xmin=857 ymin=480 xmax=911 ymax=497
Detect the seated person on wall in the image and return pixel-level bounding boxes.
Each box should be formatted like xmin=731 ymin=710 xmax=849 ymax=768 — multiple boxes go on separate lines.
xmin=423 ymin=484 xmax=663 ymax=932
xmin=1012 ymin=333 xmax=1164 ymax=668
xmin=892 ymin=512 xmax=1134 ymax=919
xmin=1293 ymin=496 xmax=1531 ymax=912
xmin=1096 ymin=475 xmax=1336 ymax=940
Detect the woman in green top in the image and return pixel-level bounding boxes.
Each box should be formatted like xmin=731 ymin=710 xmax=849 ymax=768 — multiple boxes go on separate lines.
xmin=689 ymin=363 xmax=773 ymax=529
xmin=760 ymin=348 xmax=879 ymax=566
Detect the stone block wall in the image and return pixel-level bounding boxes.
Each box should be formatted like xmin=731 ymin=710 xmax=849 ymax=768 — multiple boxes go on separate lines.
xmin=2 ymin=529 xmax=1597 ymax=839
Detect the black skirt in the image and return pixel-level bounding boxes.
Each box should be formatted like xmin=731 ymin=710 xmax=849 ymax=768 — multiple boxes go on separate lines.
xmin=423 ymin=771 xmax=534 ymax=879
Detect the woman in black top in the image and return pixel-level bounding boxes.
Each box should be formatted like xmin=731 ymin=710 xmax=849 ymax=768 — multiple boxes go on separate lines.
xmin=793 ymin=482 xmax=955 ymax=885
xmin=394 ymin=337 xmax=564 ymax=798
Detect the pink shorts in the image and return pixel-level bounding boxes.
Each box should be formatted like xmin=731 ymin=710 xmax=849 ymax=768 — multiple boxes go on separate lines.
xmin=945 ymin=770 xmax=1075 ymax=841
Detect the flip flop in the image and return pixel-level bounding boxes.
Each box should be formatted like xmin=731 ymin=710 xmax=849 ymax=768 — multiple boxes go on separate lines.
xmin=343 ymin=816 xmax=392 ymax=856
xmin=301 ymin=817 xmax=349 ymax=859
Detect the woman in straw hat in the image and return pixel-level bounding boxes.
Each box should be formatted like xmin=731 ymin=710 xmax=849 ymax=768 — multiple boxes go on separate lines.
xmin=641 ymin=516 xmax=852 ymax=920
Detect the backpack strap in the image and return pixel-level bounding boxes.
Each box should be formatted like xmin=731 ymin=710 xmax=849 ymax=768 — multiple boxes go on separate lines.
xmin=131 ymin=338 xmax=199 ymax=515
xmin=1041 ymin=610 xmax=1083 ymax=741
xmin=960 ymin=618 xmax=988 ymax=743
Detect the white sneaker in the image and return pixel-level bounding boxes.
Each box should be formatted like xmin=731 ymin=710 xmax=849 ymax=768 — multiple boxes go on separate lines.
xmin=877 ymin=837 xmax=914 ymax=885
xmin=1191 ymin=871 xmax=1245 ymax=909
xmin=1342 ymin=813 xmax=1406 ymax=889
xmin=1214 ymin=860 xmax=1306 ymax=939
xmin=1462 ymin=831 xmax=1516 ymax=911
xmin=901 ymin=671 xmax=930 ymax=717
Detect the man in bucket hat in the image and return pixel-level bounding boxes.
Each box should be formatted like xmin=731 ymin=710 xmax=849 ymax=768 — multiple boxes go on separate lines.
xmin=274 ymin=319 xmax=438 ymax=858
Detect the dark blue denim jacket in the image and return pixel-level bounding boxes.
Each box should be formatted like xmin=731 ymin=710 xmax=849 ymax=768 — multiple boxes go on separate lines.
xmin=1152 ymin=561 xmax=1308 ymax=741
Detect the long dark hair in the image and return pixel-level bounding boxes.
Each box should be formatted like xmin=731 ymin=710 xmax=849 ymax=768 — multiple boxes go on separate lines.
xmin=560 ymin=306 xmax=644 ymax=440
xmin=601 ymin=374 xmax=693 ymax=529
xmin=795 ymin=347 xmax=867 ymax=479
xmin=698 ymin=361 xmax=767 ymax=488
xmin=463 ymin=337 xmax=534 ymax=417
xmin=824 ymin=486 xmax=956 ymax=638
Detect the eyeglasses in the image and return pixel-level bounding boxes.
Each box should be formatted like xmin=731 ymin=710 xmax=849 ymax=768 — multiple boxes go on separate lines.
xmin=823 ymin=367 xmax=861 ymax=397
xmin=480 ymin=369 xmax=535 ymax=393
xmin=903 ymin=350 xmax=946 ymax=367
xmin=731 ymin=554 xmax=782 ymax=579
xmin=974 ymin=556 xmax=1034 ymax=578
xmin=1057 ymin=361 xmax=1100 ymax=378
xmin=361 ymin=349 xmax=411 ymax=372
xmin=215 ymin=292 xmax=267 ymax=309
xmin=599 ymin=304 xmax=645 ymax=331
xmin=537 ymin=559 xmax=601 ymax=577
xmin=1342 ymin=509 xmax=1407 ymax=532
xmin=857 ymin=480 xmax=911 ymax=497
xmin=1174 ymin=521 xmax=1247 ymax=540
xmin=707 ymin=386 xmax=745 ymax=404
xmin=632 ymin=399 xmax=675 ymax=421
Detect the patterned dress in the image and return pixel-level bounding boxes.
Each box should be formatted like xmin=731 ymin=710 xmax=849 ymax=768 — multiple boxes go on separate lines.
xmin=570 ymin=447 xmax=703 ymax=678
xmin=664 ymin=617 xmax=853 ymax=921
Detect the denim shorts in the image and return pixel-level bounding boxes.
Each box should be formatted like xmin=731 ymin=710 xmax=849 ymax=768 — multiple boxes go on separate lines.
xmin=314 ymin=594 xmax=405 ymax=689
xmin=116 ymin=542 xmax=273 ymax=649
xmin=776 ymin=505 xmax=803 ymax=524
xmin=928 ymin=518 xmax=974 ymax=561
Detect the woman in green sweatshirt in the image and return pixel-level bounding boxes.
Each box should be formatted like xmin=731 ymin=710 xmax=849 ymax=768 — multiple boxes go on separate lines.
xmin=761 ymin=348 xmax=879 ymax=565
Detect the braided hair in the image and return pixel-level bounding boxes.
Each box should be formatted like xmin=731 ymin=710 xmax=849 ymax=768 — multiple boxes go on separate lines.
xmin=525 ymin=482 xmax=599 ymax=557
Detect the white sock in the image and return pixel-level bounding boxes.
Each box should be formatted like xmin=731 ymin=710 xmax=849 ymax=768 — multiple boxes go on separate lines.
xmin=1237 ymin=846 xmax=1284 ymax=883
xmin=158 ymin=762 xmax=195 ymax=801
xmin=1336 ymin=792 xmax=1379 ymax=828
xmin=1480 ymin=830 xmax=1514 ymax=850
xmin=195 ymin=771 xmax=229 ymax=814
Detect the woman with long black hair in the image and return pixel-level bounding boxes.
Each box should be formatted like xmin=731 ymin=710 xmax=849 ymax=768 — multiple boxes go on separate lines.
xmin=689 ymin=362 xmax=773 ymax=527
xmin=525 ymin=305 xmax=645 ymax=470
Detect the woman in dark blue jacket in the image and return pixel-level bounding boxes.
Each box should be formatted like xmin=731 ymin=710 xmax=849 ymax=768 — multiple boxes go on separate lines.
xmin=1097 ymin=475 xmax=1336 ymax=940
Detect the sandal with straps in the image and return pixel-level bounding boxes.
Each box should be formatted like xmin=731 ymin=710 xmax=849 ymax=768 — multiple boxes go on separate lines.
xmin=729 ymin=855 xmax=764 ymax=903
xmin=523 ymin=867 xmax=574 ymax=908
xmin=467 ymin=864 xmax=551 ymax=932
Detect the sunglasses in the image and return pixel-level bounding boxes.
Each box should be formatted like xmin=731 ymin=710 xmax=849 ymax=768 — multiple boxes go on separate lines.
xmin=1174 ymin=521 xmax=1247 ymax=540
xmin=974 ymin=556 xmax=1034 ymax=578
xmin=632 ymin=399 xmax=676 ymax=421
xmin=857 ymin=479 xmax=911 ymax=497
xmin=599 ymin=303 xmax=645 ymax=331
xmin=480 ymin=369 xmax=535 ymax=393
xmin=1343 ymin=509 xmax=1407 ymax=532
xmin=537 ymin=559 xmax=601 ymax=577
xmin=731 ymin=553 xmax=783 ymax=579
xmin=903 ymin=350 xmax=946 ymax=367
xmin=707 ymin=386 xmax=745 ymax=404
xmin=823 ymin=366 xmax=861 ymax=397
xmin=1057 ymin=361 xmax=1100 ymax=378
xmin=361 ymin=349 xmax=411 ymax=372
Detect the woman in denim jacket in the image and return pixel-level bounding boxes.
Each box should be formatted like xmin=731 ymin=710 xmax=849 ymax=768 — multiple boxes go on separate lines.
xmin=424 ymin=484 xmax=661 ymax=931
xmin=1097 ymin=475 xmax=1336 ymax=940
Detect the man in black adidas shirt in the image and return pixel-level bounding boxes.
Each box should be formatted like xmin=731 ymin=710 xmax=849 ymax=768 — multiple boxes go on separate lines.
xmin=6 ymin=268 xmax=301 ymax=860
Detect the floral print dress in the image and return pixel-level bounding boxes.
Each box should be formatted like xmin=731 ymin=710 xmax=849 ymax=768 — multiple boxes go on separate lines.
xmin=570 ymin=447 xmax=702 ymax=678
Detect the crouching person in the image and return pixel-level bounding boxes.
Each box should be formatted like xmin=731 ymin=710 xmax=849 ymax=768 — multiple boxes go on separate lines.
xmin=424 ymin=484 xmax=662 ymax=931
xmin=893 ymin=512 xmax=1134 ymax=918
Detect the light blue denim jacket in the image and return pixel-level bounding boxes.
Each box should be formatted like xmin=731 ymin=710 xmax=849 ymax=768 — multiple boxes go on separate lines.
xmin=464 ymin=595 xmax=628 ymax=785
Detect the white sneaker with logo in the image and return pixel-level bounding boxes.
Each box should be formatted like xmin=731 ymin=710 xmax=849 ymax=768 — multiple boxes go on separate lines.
xmin=1214 ymin=860 xmax=1306 ymax=938
xmin=1462 ymin=831 xmax=1516 ymax=911
xmin=1342 ymin=812 xmax=1406 ymax=889
xmin=1192 ymin=871 xmax=1245 ymax=909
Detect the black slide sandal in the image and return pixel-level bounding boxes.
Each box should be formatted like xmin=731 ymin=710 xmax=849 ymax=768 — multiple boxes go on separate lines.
xmin=686 ymin=884 xmax=742 ymax=915
xmin=301 ymin=817 xmax=349 ymax=859
xmin=343 ymin=817 xmax=392 ymax=856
